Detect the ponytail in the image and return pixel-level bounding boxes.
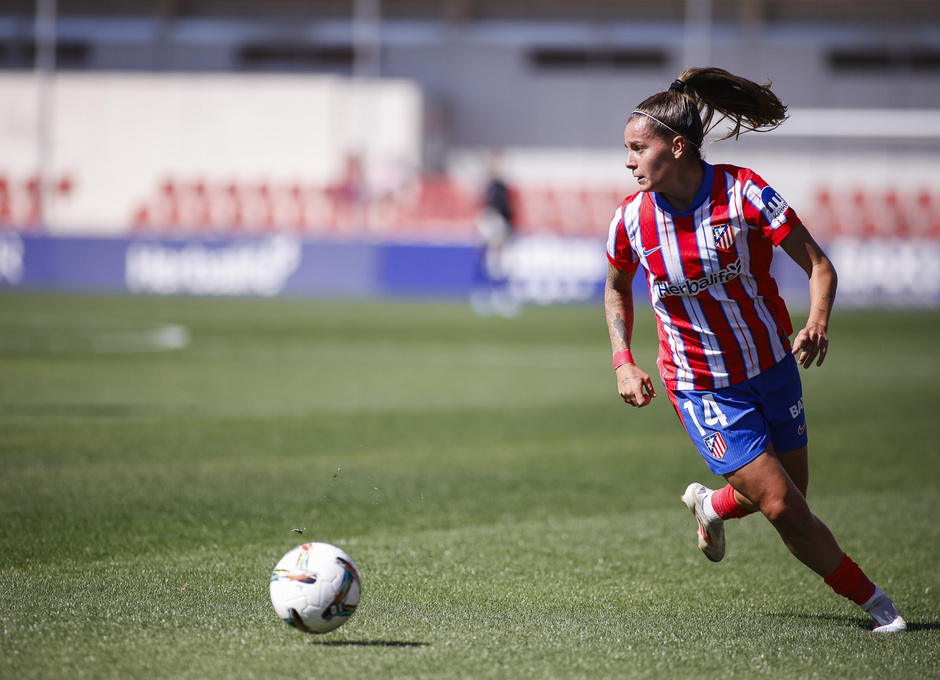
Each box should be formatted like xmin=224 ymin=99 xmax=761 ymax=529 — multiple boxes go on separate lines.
xmin=631 ymin=67 xmax=788 ymax=154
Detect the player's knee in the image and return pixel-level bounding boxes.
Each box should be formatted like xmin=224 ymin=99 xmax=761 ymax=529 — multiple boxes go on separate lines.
xmin=760 ymin=493 xmax=807 ymax=527
xmin=759 ymin=495 xmax=787 ymax=523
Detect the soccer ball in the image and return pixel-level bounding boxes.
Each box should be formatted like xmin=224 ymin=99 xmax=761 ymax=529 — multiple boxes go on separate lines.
xmin=269 ymin=542 xmax=362 ymax=634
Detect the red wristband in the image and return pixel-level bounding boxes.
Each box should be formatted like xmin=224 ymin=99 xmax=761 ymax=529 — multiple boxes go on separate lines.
xmin=613 ymin=349 xmax=634 ymax=369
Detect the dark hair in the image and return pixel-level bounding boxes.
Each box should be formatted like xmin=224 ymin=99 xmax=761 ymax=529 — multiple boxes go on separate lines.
xmin=631 ymin=67 xmax=789 ymax=156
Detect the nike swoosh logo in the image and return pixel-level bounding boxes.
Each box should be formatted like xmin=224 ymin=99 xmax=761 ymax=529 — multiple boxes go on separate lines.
xmin=643 ymin=245 xmax=662 ymax=257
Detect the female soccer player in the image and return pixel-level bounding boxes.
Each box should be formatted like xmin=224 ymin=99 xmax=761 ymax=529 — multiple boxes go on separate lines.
xmin=604 ymin=67 xmax=906 ymax=632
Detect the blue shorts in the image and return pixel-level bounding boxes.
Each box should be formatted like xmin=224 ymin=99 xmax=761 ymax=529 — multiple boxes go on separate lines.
xmin=673 ymin=354 xmax=808 ymax=476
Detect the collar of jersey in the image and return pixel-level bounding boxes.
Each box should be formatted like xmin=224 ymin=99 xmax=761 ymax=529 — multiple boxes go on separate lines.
xmin=653 ymin=162 xmax=714 ymax=217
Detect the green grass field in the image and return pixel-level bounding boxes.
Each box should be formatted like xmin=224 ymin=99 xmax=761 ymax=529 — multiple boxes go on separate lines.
xmin=1 ymin=292 xmax=938 ymax=679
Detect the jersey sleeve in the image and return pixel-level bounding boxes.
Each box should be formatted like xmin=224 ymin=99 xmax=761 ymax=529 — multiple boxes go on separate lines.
xmin=737 ymin=167 xmax=803 ymax=246
xmin=606 ymin=201 xmax=640 ymax=271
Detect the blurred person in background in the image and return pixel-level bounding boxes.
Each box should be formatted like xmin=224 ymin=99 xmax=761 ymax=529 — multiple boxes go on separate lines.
xmin=603 ymin=67 xmax=906 ymax=633
xmin=471 ymin=151 xmax=519 ymax=317
xmin=328 ymin=154 xmax=367 ymax=229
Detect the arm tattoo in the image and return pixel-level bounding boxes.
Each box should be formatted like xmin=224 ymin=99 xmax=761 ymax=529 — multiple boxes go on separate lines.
xmin=605 ymin=266 xmax=635 ymax=349
xmin=613 ymin=313 xmax=627 ymax=344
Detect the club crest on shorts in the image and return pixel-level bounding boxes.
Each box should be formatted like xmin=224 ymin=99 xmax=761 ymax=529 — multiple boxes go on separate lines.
xmin=712 ymin=223 xmax=735 ymax=252
xmin=704 ymin=432 xmax=727 ymax=460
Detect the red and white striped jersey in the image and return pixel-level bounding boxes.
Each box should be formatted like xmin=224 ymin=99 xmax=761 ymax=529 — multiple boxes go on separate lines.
xmin=607 ymin=163 xmax=800 ymax=392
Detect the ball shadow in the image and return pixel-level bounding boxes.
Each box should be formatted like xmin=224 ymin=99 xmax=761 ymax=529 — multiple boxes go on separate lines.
xmin=311 ymin=640 xmax=428 ymax=648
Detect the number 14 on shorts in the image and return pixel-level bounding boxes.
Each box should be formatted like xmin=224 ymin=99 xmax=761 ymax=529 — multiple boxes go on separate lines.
xmin=683 ymin=395 xmax=728 ymax=436
xmin=681 ymin=395 xmax=732 ymax=463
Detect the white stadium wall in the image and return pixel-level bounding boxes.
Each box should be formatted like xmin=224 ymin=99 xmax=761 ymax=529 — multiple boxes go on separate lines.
xmin=0 ymin=73 xmax=423 ymax=235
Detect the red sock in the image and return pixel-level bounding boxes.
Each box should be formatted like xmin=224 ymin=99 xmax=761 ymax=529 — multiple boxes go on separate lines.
xmin=710 ymin=484 xmax=754 ymax=520
xmin=824 ymin=553 xmax=876 ymax=606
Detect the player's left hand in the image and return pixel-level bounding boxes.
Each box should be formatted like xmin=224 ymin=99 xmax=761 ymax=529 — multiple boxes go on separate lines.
xmin=792 ymin=322 xmax=829 ymax=368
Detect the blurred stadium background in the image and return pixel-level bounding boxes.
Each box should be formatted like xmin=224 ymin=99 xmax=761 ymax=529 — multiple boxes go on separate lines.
xmin=1 ymin=0 xmax=939 ymax=306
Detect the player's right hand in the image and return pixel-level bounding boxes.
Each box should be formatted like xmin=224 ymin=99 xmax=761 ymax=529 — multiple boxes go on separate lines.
xmin=615 ymin=363 xmax=657 ymax=408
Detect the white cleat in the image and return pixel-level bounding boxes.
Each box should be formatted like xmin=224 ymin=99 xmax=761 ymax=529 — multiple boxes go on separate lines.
xmin=867 ymin=591 xmax=907 ymax=633
xmin=681 ymin=483 xmax=725 ymax=563
xmin=872 ymin=615 xmax=908 ymax=633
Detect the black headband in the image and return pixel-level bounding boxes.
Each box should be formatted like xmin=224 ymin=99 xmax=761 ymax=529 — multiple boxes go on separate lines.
xmin=668 ymin=79 xmax=686 ymax=94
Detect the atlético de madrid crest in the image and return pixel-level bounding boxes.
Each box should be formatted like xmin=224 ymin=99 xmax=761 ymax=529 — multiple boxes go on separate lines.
xmin=712 ymin=223 xmax=735 ymax=252
xmin=704 ymin=432 xmax=727 ymax=460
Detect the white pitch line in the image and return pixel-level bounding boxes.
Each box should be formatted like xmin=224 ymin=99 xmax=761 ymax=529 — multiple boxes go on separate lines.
xmin=91 ymin=324 xmax=191 ymax=353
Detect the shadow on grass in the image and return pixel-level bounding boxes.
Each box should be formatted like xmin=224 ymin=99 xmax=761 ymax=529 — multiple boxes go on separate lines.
xmin=903 ymin=622 xmax=940 ymax=632
xmin=312 ymin=640 xmax=428 ymax=648
xmin=765 ymin=611 xmax=939 ymax=632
